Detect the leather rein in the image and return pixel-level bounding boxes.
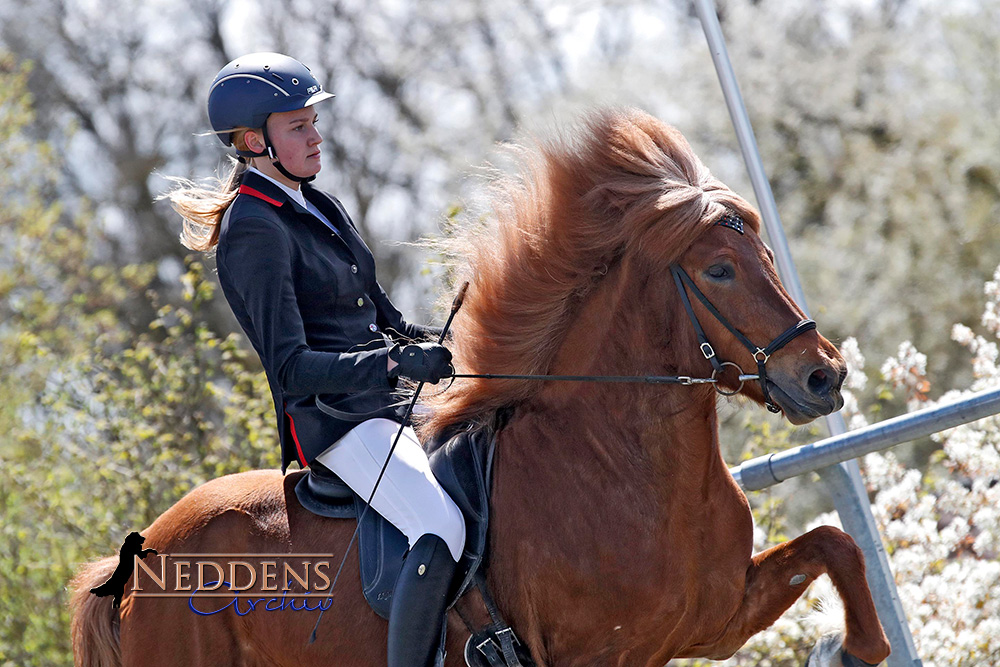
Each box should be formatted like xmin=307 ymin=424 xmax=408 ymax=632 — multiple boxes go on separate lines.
xmin=453 ymin=268 xmax=813 ymax=411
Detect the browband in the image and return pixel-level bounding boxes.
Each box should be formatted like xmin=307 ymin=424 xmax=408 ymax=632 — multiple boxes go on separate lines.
xmin=714 ymin=211 xmax=745 ymax=235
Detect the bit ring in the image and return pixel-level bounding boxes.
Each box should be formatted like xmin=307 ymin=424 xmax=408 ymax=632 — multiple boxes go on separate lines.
xmin=712 ymin=361 xmax=746 ymax=396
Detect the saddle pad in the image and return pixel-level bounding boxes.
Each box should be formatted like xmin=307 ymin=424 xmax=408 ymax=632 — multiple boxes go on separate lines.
xmin=294 ymin=471 xmax=408 ymax=619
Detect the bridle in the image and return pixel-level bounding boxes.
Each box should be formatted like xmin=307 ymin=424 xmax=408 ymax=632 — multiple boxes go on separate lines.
xmin=668 ymin=212 xmax=816 ymax=412
xmin=448 ymin=212 xmax=816 ymax=413
xmin=669 ymin=263 xmax=815 ymax=413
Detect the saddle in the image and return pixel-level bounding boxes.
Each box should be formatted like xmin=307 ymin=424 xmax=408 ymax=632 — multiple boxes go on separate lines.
xmin=293 ymin=422 xmax=494 ymax=619
xmin=295 ymin=421 xmax=533 ymax=666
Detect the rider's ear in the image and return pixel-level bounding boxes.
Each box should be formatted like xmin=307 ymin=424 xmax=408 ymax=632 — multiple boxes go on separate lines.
xmin=243 ymin=129 xmax=266 ymax=154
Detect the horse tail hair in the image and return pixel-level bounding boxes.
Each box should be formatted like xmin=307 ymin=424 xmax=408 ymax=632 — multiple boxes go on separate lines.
xmin=69 ymin=557 xmax=122 ymax=667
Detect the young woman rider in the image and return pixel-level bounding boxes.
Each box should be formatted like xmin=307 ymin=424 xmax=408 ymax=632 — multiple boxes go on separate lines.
xmin=165 ymin=52 xmax=464 ymax=667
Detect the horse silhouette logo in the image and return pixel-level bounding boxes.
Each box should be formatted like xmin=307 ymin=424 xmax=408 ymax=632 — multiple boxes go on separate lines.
xmin=89 ymin=532 xmax=158 ymax=608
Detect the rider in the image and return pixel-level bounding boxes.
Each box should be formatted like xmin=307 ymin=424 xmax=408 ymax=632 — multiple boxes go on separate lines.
xmin=165 ymin=52 xmax=464 ymax=667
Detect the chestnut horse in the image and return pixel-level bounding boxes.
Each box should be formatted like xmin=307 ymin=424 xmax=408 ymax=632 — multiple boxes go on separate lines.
xmin=71 ymin=108 xmax=890 ymax=666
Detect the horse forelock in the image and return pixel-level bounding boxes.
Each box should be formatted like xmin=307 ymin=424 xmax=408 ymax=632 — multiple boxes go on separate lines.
xmin=419 ymin=107 xmax=758 ymax=438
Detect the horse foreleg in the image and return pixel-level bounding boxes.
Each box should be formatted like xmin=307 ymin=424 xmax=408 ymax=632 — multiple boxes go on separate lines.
xmin=695 ymin=525 xmax=891 ymax=665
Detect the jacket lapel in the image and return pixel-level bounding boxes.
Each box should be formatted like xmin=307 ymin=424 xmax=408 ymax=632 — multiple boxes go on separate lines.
xmin=303 ymin=185 xmax=373 ymax=261
xmin=239 ymin=171 xmax=359 ymax=260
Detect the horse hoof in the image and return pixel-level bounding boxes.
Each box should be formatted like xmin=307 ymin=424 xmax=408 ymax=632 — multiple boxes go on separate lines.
xmin=841 ymin=652 xmax=881 ymax=667
xmin=805 ymin=633 xmax=842 ymax=667
xmin=805 ymin=633 xmax=882 ymax=667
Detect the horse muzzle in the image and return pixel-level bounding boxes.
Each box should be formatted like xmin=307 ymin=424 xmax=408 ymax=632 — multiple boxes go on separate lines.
xmin=766 ymin=363 xmax=846 ymax=425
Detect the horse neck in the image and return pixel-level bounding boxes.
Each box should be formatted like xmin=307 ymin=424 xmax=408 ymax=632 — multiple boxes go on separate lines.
xmin=503 ymin=258 xmax=726 ymax=492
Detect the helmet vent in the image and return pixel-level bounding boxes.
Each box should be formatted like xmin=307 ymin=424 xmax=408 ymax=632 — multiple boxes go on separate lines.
xmin=291 ymin=78 xmax=299 ymax=85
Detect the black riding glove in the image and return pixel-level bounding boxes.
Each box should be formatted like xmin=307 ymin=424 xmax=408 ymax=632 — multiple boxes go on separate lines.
xmin=388 ymin=343 xmax=453 ymax=384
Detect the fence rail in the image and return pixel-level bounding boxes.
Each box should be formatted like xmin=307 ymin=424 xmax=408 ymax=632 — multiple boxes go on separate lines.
xmin=731 ymin=385 xmax=1000 ymax=491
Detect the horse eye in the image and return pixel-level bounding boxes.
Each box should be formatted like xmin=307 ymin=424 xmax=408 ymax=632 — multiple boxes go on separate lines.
xmin=706 ymin=264 xmax=732 ymax=280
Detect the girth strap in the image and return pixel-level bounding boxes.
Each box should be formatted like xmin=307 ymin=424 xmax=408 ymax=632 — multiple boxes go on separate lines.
xmin=472 ymin=570 xmax=526 ymax=667
xmin=476 ymin=640 xmax=508 ymax=667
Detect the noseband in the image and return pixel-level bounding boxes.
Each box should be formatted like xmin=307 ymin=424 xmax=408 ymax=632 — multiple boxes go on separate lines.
xmin=668 ymin=220 xmax=815 ymax=412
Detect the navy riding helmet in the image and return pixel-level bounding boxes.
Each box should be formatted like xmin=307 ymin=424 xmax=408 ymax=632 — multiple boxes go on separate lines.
xmin=207 ymin=52 xmax=334 ymax=182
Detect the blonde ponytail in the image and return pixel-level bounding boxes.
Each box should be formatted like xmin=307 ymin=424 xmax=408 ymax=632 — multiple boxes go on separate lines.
xmin=162 ymin=130 xmax=252 ymax=252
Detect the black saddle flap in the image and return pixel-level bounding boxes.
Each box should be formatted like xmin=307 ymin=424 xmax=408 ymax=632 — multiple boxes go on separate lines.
xmin=293 ymin=463 xmax=409 ymax=619
xmin=427 ymin=424 xmax=496 ymax=602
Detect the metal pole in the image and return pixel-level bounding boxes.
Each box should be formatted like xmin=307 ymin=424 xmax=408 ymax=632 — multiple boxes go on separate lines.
xmin=734 ymin=385 xmax=1000 ymax=490
xmin=692 ymin=1 xmax=922 ymax=664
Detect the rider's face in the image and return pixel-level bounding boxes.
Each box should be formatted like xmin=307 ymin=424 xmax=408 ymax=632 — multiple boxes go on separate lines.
xmin=247 ymin=106 xmax=323 ymax=185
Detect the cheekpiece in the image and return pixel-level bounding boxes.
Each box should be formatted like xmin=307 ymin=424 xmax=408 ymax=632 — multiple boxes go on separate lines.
xmin=714 ymin=211 xmax=745 ymax=235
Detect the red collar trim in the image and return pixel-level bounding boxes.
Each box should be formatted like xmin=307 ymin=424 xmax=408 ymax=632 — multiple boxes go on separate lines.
xmin=238 ymin=184 xmax=284 ymax=207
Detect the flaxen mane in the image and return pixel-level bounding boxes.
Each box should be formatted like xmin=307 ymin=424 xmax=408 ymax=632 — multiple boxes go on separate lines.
xmin=419 ymin=107 xmax=760 ymax=437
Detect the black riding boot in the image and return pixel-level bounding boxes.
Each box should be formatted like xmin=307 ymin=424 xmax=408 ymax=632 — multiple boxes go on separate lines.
xmin=387 ymin=533 xmax=457 ymax=667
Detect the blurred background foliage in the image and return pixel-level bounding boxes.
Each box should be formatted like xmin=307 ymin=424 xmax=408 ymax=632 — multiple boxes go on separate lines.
xmin=0 ymin=59 xmax=278 ymax=664
xmin=0 ymin=0 xmax=998 ymax=663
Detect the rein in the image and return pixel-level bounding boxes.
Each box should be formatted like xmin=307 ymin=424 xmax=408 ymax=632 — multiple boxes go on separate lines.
xmin=457 ymin=266 xmax=815 ymax=409
xmin=452 ymin=371 xmax=759 ymax=393
xmin=319 ymin=215 xmax=817 ymax=422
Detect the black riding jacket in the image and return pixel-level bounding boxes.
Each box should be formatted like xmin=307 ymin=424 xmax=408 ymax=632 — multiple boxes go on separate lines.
xmin=216 ymin=170 xmax=437 ymax=472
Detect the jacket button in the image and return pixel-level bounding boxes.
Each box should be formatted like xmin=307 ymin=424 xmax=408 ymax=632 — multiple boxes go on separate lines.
xmin=351 ymin=265 xmax=358 ymax=274
xmin=357 ymin=297 xmax=364 ymax=307
xmin=369 ymin=323 xmax=378 ymax=332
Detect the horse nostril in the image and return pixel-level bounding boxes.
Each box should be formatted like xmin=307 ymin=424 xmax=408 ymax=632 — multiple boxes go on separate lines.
xmin=807 ymin=368 xmax=832 ymax=396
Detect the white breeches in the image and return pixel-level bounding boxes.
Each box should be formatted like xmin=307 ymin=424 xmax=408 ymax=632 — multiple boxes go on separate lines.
xmin=313 ymin=418 xmax=465 ymax=562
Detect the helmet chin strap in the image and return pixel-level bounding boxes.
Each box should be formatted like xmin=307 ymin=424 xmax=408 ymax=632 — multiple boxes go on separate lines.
xmin=233 ymin=124 xmax=316 ymax=184
xmin=269 ymin=157 xmax=315 ymax=184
